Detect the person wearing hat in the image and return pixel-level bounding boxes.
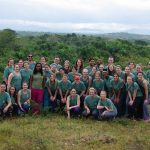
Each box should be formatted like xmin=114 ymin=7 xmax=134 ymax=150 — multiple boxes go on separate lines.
xmin=82 ymin=87 xmax=99 ymax=119
xmin=71 ymin=75 xmax=86 ymax=109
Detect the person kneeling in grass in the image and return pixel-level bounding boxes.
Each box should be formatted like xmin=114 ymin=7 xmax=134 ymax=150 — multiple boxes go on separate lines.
xmin=0 ymin=83 xmax=12 ymax=118
xmin=97 ymin=91 xmax=117 ymax=120
xmin=66 ymin=88 xmax=80 ymax=119
xmin=17 ymin=82 xmax=31 ymax=115
xmin=82 ymin=87 xmax=99 ymax=119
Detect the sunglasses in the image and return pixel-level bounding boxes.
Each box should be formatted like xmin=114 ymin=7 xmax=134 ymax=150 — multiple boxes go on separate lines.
xmin=28 ymin=56 xmax=33 ymax=57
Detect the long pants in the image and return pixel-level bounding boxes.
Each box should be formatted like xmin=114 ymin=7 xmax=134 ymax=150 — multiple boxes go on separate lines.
xmin=98 ymin=108 xmax=117 ymax=119
xmin=128 ymin=96 xmax=143 ymax=119
xmin=70 ymin=107 xmax=81 ymax=116
xmin=82 ymin=108 xmax=98 ymax=119
xmin=143 ymin=93 xmax=150 ymax=120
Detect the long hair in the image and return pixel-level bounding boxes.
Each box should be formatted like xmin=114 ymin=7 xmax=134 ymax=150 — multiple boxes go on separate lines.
xmin=33 ymin=63 xmax=43 ymax=75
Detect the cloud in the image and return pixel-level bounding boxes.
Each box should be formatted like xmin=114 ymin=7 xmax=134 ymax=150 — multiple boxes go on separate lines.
xmin=1 ymin=19 xmax=150 ymax=34
xmin=0 ymin=0 xmax=150 ymax=33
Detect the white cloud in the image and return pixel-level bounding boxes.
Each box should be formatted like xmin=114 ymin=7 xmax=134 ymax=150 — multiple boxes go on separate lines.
xmin=1 ymin=19 xmax=150 ymax=34
xmin=0 ymin=0 xmax=150 ymax=33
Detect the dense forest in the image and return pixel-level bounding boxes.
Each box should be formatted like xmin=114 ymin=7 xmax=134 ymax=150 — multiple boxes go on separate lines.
xmin=0 ymin=28 xmax=150 ymax=80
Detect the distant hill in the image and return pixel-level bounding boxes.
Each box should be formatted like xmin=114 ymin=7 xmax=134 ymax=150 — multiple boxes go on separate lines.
xmin=17 ymin=31 xmax=150 ymax=42
xmin=99 ymin=32 xmax=150 ymax=42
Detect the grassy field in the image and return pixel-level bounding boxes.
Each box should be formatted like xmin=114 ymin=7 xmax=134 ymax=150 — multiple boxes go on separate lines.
xmin=0 ymin=114 xmax=150 ymax=150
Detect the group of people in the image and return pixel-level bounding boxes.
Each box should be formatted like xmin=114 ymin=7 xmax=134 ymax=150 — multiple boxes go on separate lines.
xmin=0 ymin=54 xmax=150 ymax=122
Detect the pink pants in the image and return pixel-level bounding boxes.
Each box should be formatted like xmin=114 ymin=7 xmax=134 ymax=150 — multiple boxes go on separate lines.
xmin=31 ymin=88 xmax=44 ymax=104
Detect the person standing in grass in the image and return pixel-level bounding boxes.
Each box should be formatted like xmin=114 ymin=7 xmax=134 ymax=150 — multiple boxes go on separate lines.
xmin=3 ymin=58 xmax=14 ymax=85
xmin=66 ymin=89 xmax=80 ymax=119
xmin=58 ymin=74 xmax=72 ymax=109
xmin=30 ymin=63 xmax=45 ymax=114
xmin=126 ymin=76 xmax=143 ymax=119
xmin=92 ymin=72 xmax=104 ymax=96
xmin=80 ymin=68 xmax=92 ymax=96
xmin=0 ymin=83 xmax=12 ymax=117
xmin=82 ymin=87 xmax=99 ymax=119
xmin=110 ymin=73 xmax=124 ymax=117
xmin=7 ymin=64 xmax=22 ymax=93
xmin=137 ymin=72 xmax=150 ymax=122
xmin=97 ymin=91 xmax=117 ymax=120
xmin=44 ymin=74 xmax=58 ymax=111
xmin=20 ymin=61 xmax=33 ymax=87
xmin=17 ymin=82 xmax=31 ymax=114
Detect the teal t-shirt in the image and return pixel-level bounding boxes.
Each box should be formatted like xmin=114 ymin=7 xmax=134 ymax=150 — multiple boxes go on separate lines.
xmin=126 ymin=82 xmax=143 ymax=97
xmin=19 ymin=89 xmax=30 ymax=104
xmin=68 ymin=94 xmax=79 ymax=107
xmin=43 ymin=70 xmax=53 ymax=81
xmin=71 ymin=81 xmax=86 ymax=95
xmin=146 ymin=70 xmax=150 ymax=82
xmin=98 ymin=98 xmax=117 ymax=113
xmin=58 ymin=80 xmax=72 ymax=94
xmin=92 ymin=79 xmax=104 ymax=93
xmin=104 ymin=76 xmax=113 ymax=91
xmin=20 ymin=69 xmax=33 ymax=85
xmin=46 ymin=80 xmax=58 ymax=93
xmin=80 ymin=76 xmax=90 ymax=89
xmin=110 ymin=78 xmax=124 ymax=92
xmin=10 ymin=72 xmax=22 ymax=92
xmin=84 ymin=95 xmax=100 ymax=109
xmin=68 ymin=72 xmax=81 ymax=83
xmin=3 ymin=66 xmax=14 ymax=79
xmin=0 ymin=92 xmax=11 ymax=107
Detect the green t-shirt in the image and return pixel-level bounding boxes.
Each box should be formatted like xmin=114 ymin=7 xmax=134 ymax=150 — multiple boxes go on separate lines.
xmin=71 ymin=81 xmax=86 ymax=95
xmin=146 ymin=70 xmax=150 ymax=82
xmin=98 ymin=98 xmax=117 ymax=113
xmin=68 ymin=72 xmax=81 ymax=83
xmin=118 ymin=71 xmax=125 ymax=80
xmin=110 ymin=78 xmax=124 ymax=92
xmin=43 ymin=70 xmax=53 ymax=81
xmin=92 ymin=79 xmax=104 ymax=92
xmin=10 ymin=72 xmax=22 ymax=92
xmin=84 ymin=95 xmax=100 ymax=109
xmin=126 ymin=82 xmax=143 ymax=97
xmin=104 ymin=76 xmax=113 ymax=91
xmin=3 ymin=66 xmax=14 ymax=79
xmin=20 ymin=69 xmax=33 ymax=85
xmin=46 ymin=80 xmax=58 ymax=93
xmin=0 ymin=92 xmax=11 ymax=107
xmin=80 ymin=76 xmax=90 ymax=89
xmin=68 ymin=94 xmax=79 ymax=106
xmin=32 ymin=73 xmax=43 ymax=89
xmin=20 ymin=89 xmax=30 ymax=104
xmin=85 ymin=66 xmax=92 ymax=74
xmin=58 ymin=80 xmax=72 ymax=94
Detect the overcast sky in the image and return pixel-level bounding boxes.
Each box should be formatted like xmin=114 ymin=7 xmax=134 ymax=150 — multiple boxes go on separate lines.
xmin=0 ymin=0 xmax=150 ymax=34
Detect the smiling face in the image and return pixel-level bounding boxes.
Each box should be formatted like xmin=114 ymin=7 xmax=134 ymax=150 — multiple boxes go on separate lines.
xmin=127 ymin=76 xmax=133 ymax=85
xmin=22 ymin=83 xmax=28 ymax=90
xmin=0 ymin=84 xmax=6 ymax=93
xmin=100 ymin=91 xmax=106 ymax=100
xmin=89 ymin=88 xmax=95 ymax=97
xmin=8 ymin=59 xmax=14 ymax=67
xmin=15 ymin=64 xmax=20 ymax=72
xmin=71 ymin=89 xmax=76 ymax=96
xmin=137 ymin=72 xmax=143 ymax=81
xmin=114 ymin=74 xmax=119 ymax=82
xmin=9 ymin=86 xmax=16 ymax=95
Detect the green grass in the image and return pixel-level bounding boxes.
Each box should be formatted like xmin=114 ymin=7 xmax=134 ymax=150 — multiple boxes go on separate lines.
xmin=0 ymin=114 xmax=150 ymax=150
